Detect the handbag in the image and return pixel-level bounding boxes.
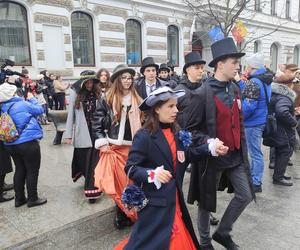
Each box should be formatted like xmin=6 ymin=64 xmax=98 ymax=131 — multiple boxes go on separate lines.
xmin=261 ymin=83 xmax=277 ymax=146
xmin=121 ymin=165 xmax=149 ymax=212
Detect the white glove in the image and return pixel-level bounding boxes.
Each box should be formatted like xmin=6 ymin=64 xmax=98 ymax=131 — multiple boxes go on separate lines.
xmin=207 ymin=138 xmax=219 ymax=157
xmin=147 ymin=165 xmax=164 ymax=189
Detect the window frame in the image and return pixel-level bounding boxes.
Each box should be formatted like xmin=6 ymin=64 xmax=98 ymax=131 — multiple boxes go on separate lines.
xmin=270 ymin=43 xmax=279 ymax=72
xmin=71 ymin=11 xmax=95 ymax=67
xmin=294 ymin=46 xmax=300 ymax=66
xmin=0 ymin=1 xmax=32 ymax=66
xmin=271 ymin=0 xmax=277 ymax=16
xmin=254 ymin=0 xmax=261 ymax=11
xmin=167 ymin=25 xmax=179 ymax=67
xmin=286 ymin=0 xmax=291 ymax=19
xmin=125 ymin=19 xmax=142 ymax=67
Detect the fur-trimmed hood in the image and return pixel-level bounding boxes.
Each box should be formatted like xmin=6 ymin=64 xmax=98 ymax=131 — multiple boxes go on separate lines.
xmin=272 ymin=82 xmax=296 ymax=102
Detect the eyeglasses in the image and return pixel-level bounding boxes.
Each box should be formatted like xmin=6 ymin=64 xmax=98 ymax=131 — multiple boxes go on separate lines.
xmin=121 ymin=76 xmax=133 ymax=81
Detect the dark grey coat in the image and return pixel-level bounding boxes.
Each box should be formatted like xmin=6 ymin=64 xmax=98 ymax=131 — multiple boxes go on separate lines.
xmin=185 ymin=80 xmax=255 ymax=212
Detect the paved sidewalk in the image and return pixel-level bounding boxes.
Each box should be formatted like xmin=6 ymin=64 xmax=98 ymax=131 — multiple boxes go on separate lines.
xmin=0 ymin=125 xmax=114 ymax=249
xmin=2 ymin=125 xmax=300 ymax=249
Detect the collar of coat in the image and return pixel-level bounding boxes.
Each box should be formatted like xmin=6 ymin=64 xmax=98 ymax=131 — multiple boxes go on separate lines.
xmin=136 ymin=77 xmax=167 ymax=86
xmin=272 ymin=82 xmax=296 ymax=102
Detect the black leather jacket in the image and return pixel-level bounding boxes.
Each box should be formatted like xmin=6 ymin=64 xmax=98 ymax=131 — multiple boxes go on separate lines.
xmin=92 ymin=98 xmax=132 ymax=148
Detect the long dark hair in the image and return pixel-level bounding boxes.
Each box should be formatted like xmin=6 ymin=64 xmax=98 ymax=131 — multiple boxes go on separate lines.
xmin=142 ymin=100 xmax=179 ymax=134
xmin=96 ymin=68 xmax=111 ymax=90
xmin=75 ymin=79 xmax=101 ymax=109
xmin=106 ymin=74 xmax=143 ymax=123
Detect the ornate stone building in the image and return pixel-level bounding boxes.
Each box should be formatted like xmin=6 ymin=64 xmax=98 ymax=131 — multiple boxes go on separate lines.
xmin=1 ymin=0 xmax=300 ymax=77
xmin=0 ymin=0 xmax=194 ymax=77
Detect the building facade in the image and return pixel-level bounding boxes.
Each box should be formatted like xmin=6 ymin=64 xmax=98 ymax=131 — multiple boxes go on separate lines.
xmin=1 ymin=0 xmax=300 ymax=77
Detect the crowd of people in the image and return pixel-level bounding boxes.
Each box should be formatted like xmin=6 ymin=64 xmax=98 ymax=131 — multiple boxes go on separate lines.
xmin=1 ymin=36 xmax=300 ymax=250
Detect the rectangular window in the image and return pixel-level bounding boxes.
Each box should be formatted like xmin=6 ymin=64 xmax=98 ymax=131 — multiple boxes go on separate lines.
xmin=286 ymin=0 xmax=291 ymax=19
xmin=271 ymin=0 xmax=277 ymax=15
xmin=255 ymin=0 xmax=261 ymax=11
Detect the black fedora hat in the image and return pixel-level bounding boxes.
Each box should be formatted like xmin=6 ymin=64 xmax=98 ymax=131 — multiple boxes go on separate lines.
xmin=158 ymin=63 xmax=170 ymax=73
xmin=72 ymin=70 xmax=100 ymax=92
xmin=209 ymin=37 xmax=245 ymax=67
xmin=183 ymin=52 xmax=206 ymax=74
xmin=140 ymin=57 xmax=159 ymax=74
xmin=139 ymin=86 xmax=185 ymax=111
xmin=110 ymin=64 xmax=135 ymax=83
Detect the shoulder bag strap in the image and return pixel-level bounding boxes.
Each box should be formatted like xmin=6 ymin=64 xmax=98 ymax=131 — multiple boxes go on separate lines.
xmin=261 ymin=82 xmax=271 ymax=115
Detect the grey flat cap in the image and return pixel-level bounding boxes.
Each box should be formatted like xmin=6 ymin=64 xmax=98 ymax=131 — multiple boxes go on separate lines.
xmin=139 ymin=86 xmax=185 ymax=111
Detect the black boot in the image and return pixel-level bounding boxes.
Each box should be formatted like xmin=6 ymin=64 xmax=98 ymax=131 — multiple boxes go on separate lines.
xmin=212 ymin=232 xmax=240 ymax=250
xmin=0 ymin=192 xmax=14 ymax=203
xmin=114 ymin=206 xmax=133 ymax=229
xmin=53 ymin=131 xmax=64 ymax=145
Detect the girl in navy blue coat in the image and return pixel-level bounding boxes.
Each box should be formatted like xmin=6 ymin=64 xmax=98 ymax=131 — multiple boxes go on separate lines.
xmin=114 ymin=86 xmax=228 ymax=250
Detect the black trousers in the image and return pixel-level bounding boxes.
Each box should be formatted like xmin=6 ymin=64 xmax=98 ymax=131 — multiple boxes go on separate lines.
xmin=273 ymin=145 xmax=293 ymax=181
xmin=53 ymin=92 xmax=65 ymax=110
xmin=5 ymin=140 xmax=41 ymax=202
xmin=0 ymin=174 xmax=5 ymax=194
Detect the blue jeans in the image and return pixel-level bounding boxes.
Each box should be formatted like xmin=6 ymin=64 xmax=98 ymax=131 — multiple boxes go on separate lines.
xmin=245 ymin=125 xmax=265 ymax=186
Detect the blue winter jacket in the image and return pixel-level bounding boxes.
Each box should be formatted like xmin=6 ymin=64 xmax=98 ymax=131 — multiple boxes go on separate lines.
xmin=1 ymin=96 xmax=44 ymax=145
xmin=239 ymin=67 xmax=273 ymax=127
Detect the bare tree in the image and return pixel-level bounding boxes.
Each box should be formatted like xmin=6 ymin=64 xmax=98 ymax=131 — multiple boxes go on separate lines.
xmin=183 ymin=0 xmax=283 ymax=51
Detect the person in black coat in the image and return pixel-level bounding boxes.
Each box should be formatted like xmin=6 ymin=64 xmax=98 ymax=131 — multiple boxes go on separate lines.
xmin=185 ymin=38 xmax=254 ymax=250
xmin=158 ymin=63 xmax=178 ymax=89
xmin=264 ymin=64 xmax=298 ymax=186
xmin=114 ymin=86 xmax=228 ymax=250
xmin=175 ymin=51 xmax=206 ymax=128
xmin=0 ymin=141 xmax=14 ymax=203
xmin=134 ymin=57 xmax=168 ymax=99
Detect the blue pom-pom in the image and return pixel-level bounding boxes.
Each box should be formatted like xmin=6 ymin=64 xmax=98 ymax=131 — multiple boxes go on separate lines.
xmin=179 ymin=130 xmax=192 ymax=148
xmin=121 ymin=184 xmax=148 ymax=212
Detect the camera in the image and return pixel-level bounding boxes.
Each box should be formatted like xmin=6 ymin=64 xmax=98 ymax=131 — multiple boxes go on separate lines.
xmin=0 ymin=58 xmax=25 ymax=84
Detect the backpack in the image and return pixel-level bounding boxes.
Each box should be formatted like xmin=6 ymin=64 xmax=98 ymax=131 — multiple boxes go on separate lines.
xmin=0 ymin=103 xmax=19 ymax=142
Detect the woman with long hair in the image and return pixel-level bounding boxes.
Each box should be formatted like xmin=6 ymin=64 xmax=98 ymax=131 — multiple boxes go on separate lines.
xmin=64 ymin=70 xmax=102 ymax=203
xmin=96 ymin=68 xmax=111 ymax=95
xmin=92 ymin=64 xmax=143 ymax=229
xmin=114 ymin=86 xmax=228 ymax=250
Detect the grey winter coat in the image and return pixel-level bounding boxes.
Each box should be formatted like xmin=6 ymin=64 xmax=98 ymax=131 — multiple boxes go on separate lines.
xmin=64 ymin=89 xmax=95 ymax=148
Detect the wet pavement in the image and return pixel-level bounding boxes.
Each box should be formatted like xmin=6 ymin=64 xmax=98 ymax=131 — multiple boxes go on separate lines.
xmin=1 ymin=125 xmax=300 ymax=249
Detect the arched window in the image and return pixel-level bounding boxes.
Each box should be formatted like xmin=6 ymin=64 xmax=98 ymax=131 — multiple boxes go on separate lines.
xmin=294 ymin=46 xmax=300 ymax=66
xmin=0 ymin=1 xmax=31 ymax=65
xmin=71 ymin=12 xmax=95 ymax=66
xmin=167 ymin=25 xmax=179 ymax=66
xmin=126 ymin=19 xmax=142 ymax=65
xmin=270 ymin=43 xmax=278 ymax=72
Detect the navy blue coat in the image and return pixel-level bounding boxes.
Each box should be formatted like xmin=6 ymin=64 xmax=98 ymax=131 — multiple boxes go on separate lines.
xmin=123 ymin=128 xmax=210 ymax=250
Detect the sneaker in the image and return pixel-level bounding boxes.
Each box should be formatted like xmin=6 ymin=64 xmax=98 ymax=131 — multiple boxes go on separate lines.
xmin=273 ymin=179 xmax=293 ymax=186
xmin=27 ymin=198 xmax=47 ymax=208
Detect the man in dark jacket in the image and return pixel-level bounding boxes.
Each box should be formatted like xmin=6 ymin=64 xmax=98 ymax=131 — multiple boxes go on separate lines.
xmin=265 ymin=64 xmax=298 ymax=186
xmin=158 ymin=63 xmax=178 ymax=89
xmin=186 ymin=38 xmax=254 ymax=250
xmin=135 ymin=57 xmax=167 ymax=99
xmin=239 ymin=53 xmax=273 ymax=192
xmin=175 ymin=51 xmax=206 ymax=128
